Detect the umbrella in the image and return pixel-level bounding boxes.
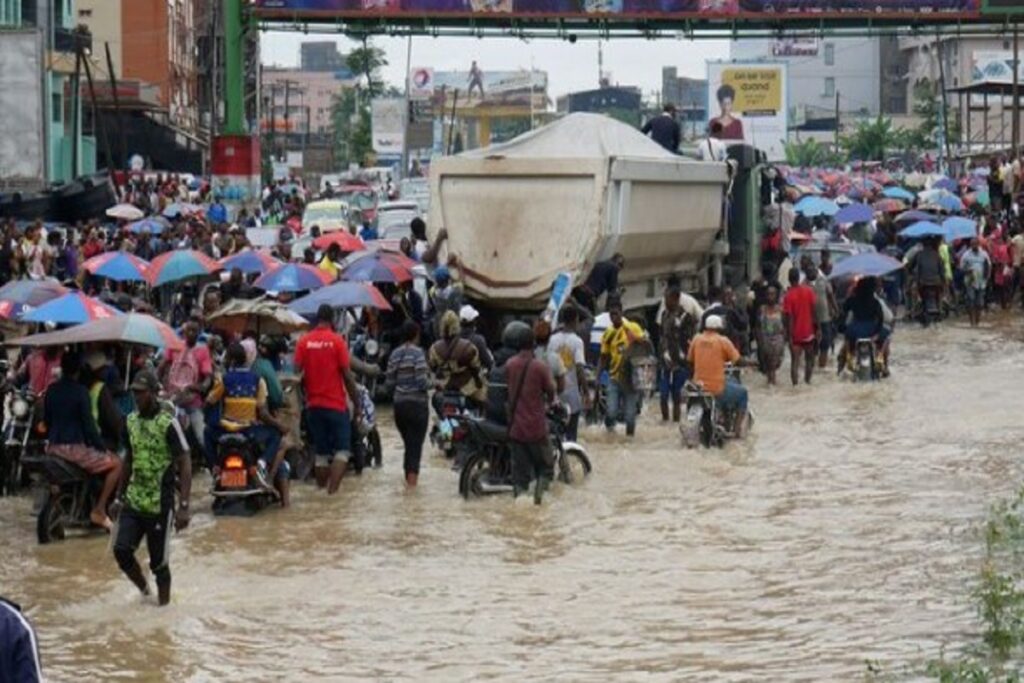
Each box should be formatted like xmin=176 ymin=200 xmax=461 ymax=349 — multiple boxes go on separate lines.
xmin=935 ymin=194 xmax=965 ymax=213
xmin=872 ymin=198 xmax=905 ymax=213
xmin=931 ymin=177 xmax=958 ymax=193
xmin=207 ymin=297 xmax=310 ymax=336
xmin=964 ymin=190 xmax=991 ymax=208
xmin=147 ymin=249 xmax=221 ymax=287
xmin=0 ymin=279 xmax=67 ymax=310
xmin=894 ymin=209 xmax=937 ymax=224
xmin=105 ymin=203 xmax=144 ymax=221
xmin=903 ymin=172 xmax=928 ymax=188
xmin=794 ymin=196 xmax=839 ymax=217
xmin=834 ymin=202 xmax=873 ymax=224
xmin=340 ymin=250 xmax=416 ymax=284
xmin=6 ymin=313 xmax=184 ymax=350
xmin=162 ymin=202 xmax=203 ymax=219
xmin=20 ymin=292 xmax=123 ymax=325
xmin=942 ymin=217 xmax=978 ymax=241
xmin=83 ymin=252 xmax=151 ymax=282
xmin=900 ymin=221 xmax=946 ymax=239
xmin=827 ymin=252 xmax=904 ymax=280
xmin=219 ymin=248 xmax=282 ymax=275
xmin=313 ymin=232 xmax=366 ymax=252
xmin=289 ymin=281 xmax=392 ymax=317
xmin=127 ymin=218 xmax=169 ymax=235
xmin=882 ymin=187 xmax=915 ymax=201
xmin=253 ymin=263 xmax=332 ymax=293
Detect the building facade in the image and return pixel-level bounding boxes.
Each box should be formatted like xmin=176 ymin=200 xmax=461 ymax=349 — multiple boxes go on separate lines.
xmin=661 ymin=66 xmax=707 ymax=130
xmin=557 ymin=86 xmax=642 ymax=127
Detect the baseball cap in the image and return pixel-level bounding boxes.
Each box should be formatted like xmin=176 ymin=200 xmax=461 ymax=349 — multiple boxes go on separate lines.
xmin=705 ymin=314 xmax=725 ymax=331
xmin=129 ymin=370 xmax=161 ymax=393
xmin=459 ymin=304 xmax=480 ymax=323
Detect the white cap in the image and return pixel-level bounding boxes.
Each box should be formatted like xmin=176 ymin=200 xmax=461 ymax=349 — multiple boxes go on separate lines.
xmin=459 ymin=304 xmax=480 ymax=323
xmin=705 ymin=314 xmax=725 ymax=331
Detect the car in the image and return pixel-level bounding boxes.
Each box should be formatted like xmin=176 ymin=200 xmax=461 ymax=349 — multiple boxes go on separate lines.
xmin=376 ymin=201 xmax=421 ymax=241
xmin=337 ymin=184 xmax=380 ymax=225
xmin=302 ymin=199 xmax=351 ymax=233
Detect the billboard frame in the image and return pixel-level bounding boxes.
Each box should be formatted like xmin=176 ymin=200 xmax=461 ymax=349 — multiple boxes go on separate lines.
xmin=706 ymin=59 xmax=789 ymax=162
xmin=983 ymin=1 xmax=1024 ymax=16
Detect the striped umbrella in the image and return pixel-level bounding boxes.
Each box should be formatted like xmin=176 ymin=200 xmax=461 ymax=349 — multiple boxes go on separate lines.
xmin=127 ymin=217 xmax=169 ymax=234
xmin=83 ymin=251 xmax=150 ymax=282
xmin=6 ymin=312 xmax=184 ymax=350
xmin=339 ymin=250 xmax=416 ymax=284
xmin=0 ymin=279 xmax=68 ymax=320
xmin=20 ymin=292 xmax=123 ymax=325
xmin=219 ymin=248 xmax=282 ymax=275
xmin=253 ymin=263 xmax=333 ymax=293
xmin=289 ymin=281 xmax=392 ymax=317
xmin=147 ymin=249 xmax=221 ymax=287
xmin=313 ymin=232 xmax=365 ymax=252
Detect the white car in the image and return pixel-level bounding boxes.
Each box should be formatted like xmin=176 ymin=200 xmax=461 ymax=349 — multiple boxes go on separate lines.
xmin=302 ymin=199 xmax=351 ymax=233
xmin=376 ymin=201 xmax=421 ymax=241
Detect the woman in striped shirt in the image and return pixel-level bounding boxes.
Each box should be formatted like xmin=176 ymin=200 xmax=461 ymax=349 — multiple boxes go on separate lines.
xmin=386 ymin=320 xmax=430 ymax=488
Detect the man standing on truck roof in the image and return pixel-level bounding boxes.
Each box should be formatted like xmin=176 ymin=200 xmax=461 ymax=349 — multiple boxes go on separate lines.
xmin=573 ymin=253 xmax=625 ymax=315
xmin=641 ymin=104 xmax=681 ymax=154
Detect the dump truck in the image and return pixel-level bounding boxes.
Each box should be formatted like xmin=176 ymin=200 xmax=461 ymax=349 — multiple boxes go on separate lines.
xmin=428 ymin=113 xmax=732 ymax=314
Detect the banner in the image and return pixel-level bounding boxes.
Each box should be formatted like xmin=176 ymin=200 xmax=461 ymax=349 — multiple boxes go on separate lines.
xmin=772 ymin=38 xmax=818 ymax=56
xmin=707 ymin=61 xmax=788 ymax=162
xmin=371 ymin=98 xmax=405 ymax=156
xmin=254 ymin=0 xmax=979 ymax=19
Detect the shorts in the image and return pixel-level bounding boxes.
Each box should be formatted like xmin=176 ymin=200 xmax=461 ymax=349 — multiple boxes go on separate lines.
xmin=966 ymin=286 xmax=985 ymax=310
xmin=716 ymin=379 xmax=748 ymax=413
xmin=817 ymin=323 xmax=834 ymax=353
xmin=47 ymin=443 xmax=119 ymax=475
xmin=306 ymin=407 xmax=351 ymax=467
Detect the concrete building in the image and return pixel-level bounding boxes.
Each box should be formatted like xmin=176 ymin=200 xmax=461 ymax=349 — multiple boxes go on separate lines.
xmin=661 ymin=67 xmax=707 ymax=133
xmin=730 ymin=37 xmax=883 ymax=129
xmin=1 ymin=0 xmax=95 ymax=183
xmin=301 ymin=41 xmax=351 ymax=73
xmin=556 ymin=85 xmax=642 ymax=127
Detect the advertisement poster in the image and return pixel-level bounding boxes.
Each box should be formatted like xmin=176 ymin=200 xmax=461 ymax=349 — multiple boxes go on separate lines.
xmin=254 ymin=0 xmax=979 ymax=19
xmin=371 ymin=98 xmax=405 ymax=156
xmin=707 ymin=61 xmax=788 ymax=161
xmin=772 ymin=37 xmax=818 ymax=56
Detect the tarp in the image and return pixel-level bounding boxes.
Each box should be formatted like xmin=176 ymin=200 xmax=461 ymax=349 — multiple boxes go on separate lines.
xmin=459 ymin=112 xmax=678 ymax=161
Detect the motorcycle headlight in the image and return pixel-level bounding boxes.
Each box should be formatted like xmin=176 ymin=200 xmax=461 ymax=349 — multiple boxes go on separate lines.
xmin=365 ymin=339 xmax=379 ymax=356
xmin=12 ymin=398 xmax=29 ymax=418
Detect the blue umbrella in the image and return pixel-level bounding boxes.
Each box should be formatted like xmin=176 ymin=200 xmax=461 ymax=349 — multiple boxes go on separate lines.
xmin=127 ymin=218 xmax=168 ymax=235
xmin=834 ymin=202 xmax=873 ymax=224
xmin=932 ymin=177 xmax=958 ymax=193
xmin=882 ymin=187 xmax=916 ymax=201
xmin=894 ymin=209 xmax=937 ymax=224
xmin=942 ymin=216 xmax=977 ymax=241
xmin=827 ymin=252 xmax=904 ymax=280
xmin=21 ymin=292 xmax=123 ymax=325
xmin=794 ymin=196 xmax=839 ymax=217
xmin=288 ymin=281 xmax=392 ymax=317
xmin=900 ymin=221 xmax=946 ymax=239
xmin=936 ymin=194 xmax=965 ymax=213
xmin=253 ymin=263 xmax=330 ymax=293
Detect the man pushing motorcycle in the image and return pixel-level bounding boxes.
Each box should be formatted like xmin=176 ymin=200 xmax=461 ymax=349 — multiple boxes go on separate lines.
xmin=686 ymin=315 xmax=754 ymax=438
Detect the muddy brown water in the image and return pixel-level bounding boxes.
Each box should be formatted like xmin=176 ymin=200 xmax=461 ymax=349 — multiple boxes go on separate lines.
xmin=2 ymin=318 xmax=1023 ymax=681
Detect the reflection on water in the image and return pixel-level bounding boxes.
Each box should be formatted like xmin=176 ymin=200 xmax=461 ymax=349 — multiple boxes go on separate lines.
xmin=2 ymin=316 xmax=1023 ymax=680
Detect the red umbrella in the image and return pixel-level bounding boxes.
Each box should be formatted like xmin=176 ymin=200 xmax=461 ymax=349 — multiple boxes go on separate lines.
xmin=313 ymin=231 xmax=366 ymax=252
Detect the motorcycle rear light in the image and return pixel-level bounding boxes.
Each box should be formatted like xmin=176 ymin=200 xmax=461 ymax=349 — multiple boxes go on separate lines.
xmin=224 ymin=454 xmax=245 ymax=470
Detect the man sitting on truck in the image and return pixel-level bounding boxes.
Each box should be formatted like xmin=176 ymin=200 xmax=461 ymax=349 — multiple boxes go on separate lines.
xmin=573 ymin=253 xmax=625 ymax=315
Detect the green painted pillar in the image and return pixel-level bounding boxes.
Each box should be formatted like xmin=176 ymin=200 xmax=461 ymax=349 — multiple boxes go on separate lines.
xmin=223 ymin=0 xmax=245 ymax=135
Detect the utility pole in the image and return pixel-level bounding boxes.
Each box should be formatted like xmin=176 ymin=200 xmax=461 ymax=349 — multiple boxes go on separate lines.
xmin=283 ymin=79 xmax=291 ymax=164
xmin=598 ymin=40 xmax=603 ymax=88
xmin=105 ymin=42 xmax=126 ymax=167
xmin=70 ymin=40 xmax=82 ymax=178
xmin=401 ymin=34 xmax=412 ymax=180
xmin=936 ymin=33 xmax=952 ymax=171
xmin=268 ymin=83 xmax=277 ymax=164
xmin=834 ymin=90 xmax=840 ymax=155
xmin=1014 ymin=23 xmax=1020 ymax=156
xmin=81 ymin=36 xmax=112 ymax=174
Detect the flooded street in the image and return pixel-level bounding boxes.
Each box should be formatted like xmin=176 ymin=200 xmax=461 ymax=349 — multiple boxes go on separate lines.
xmin=2 ymin=318 xmax=1023 ymax=681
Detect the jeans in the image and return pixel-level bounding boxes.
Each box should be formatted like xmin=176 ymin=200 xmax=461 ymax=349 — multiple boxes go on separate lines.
xmin=605 ymin=380 xmax=639 ymax=434
xmin=716 ymin=378 xmax=748 ymax=412
xmin=394 ymin=400 xmax=429 ymax=475
xmin=658 ymin=366 xmax=688 ymax=403
xmin=510 ymin=439 xmax=554 ymax=493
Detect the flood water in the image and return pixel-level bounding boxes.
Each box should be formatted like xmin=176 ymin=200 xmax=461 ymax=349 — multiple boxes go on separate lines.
xmin=2 ymin=317 xmax=1024 ymax=681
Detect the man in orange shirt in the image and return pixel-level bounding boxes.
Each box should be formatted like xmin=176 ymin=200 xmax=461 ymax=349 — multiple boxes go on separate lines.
xmin=687 ymin=315 xmax=751 ymax=435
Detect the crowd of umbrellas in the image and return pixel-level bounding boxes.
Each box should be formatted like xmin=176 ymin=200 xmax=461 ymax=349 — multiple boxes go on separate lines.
xmin=0 ymin=202 xmax=418 ymax=355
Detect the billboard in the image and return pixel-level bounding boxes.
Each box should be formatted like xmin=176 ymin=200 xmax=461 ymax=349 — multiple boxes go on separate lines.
xmin=254 ymin=0 xmax=979 ymax=18
xmin=371 ymin=98 xmax=405 ymax=156
xmin=707 ymin=61 xmax=788 ymax=161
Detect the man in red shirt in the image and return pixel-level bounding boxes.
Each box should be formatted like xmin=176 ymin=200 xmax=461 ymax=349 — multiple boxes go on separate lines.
xmin=782 ymin=267 xmax=819 ymax=386
xmin=294 ymin=304 xmax=362 ymax=494
xmin=505 ymin=324 xmax=557 ymax=504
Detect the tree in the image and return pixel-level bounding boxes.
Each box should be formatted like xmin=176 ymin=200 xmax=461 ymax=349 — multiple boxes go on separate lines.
xmin=783 ymin=137 xmax=839 ymax=168
xmin=841 ymin=116 xmax=909 ymax=162
xmin=331 ymin=41 xmax=389 ymax=168
xmin=346 ymin=44 xmax=388 ymax=99
xmin=909 ymin=79 xmax=961 ymax=152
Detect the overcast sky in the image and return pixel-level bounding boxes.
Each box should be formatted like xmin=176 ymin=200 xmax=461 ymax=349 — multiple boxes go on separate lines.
xmin=261 ymin=32 xmax=729 ymax=99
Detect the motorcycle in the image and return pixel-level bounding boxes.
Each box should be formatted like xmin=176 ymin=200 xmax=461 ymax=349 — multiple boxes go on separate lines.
xmin=210 ymin=432 xmax=280 ymax=516
xmin=850 ymin=338 xmax=883 ymax=382
xmin=429 ymin=390 xmax=475 ymax=460
xmin=920 ymin=286 xmax=943 ymax=326
xmin=681 ymin=366 xmax=753 ymax=449
xmin=582 ymin=365 xmax=608 ymax=427
xmin=350 ymin=383 xmax=382 ymax=475
xmin=352 ymin=333 xmax=391 ymax=400
xmin=21 ymin=454 xmax=103 ymax=544
xmin=0 ymin=379 xmax=41 ymax=496
xmin=458 ymin=405 xmax=593 ymax=500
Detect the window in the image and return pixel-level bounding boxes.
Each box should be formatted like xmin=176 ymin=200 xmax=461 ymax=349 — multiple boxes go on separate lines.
xmin=824 ymin=77 xmax=835 ymax=98
xmin=824 ymin=43 xmax=835 ymax=66
xmin=52 ymin=92 xmax=61 ymax=123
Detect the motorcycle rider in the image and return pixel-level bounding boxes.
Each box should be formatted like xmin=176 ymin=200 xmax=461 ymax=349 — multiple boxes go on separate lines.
xmin=112 ymin=370 xmax=192 ymax=607
xmin=459 ymin=305 xmax=494 ymax=371
xmin=44 ymin=352 xmax=123 ymax=531
xmin=505 ymin=323 xmax=558 ymax=504
xmin=158 ymin=317 xmax=213 ymax=462
xmin=206 ymin=342 xmax=291 ymax=506
xmin=428 ymin=310 xmax=487 ymax=412
xmin=687 ymin=315 xmax=752 ymax=437
xmin=837 ymin=276 xmax=886 ymax=374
